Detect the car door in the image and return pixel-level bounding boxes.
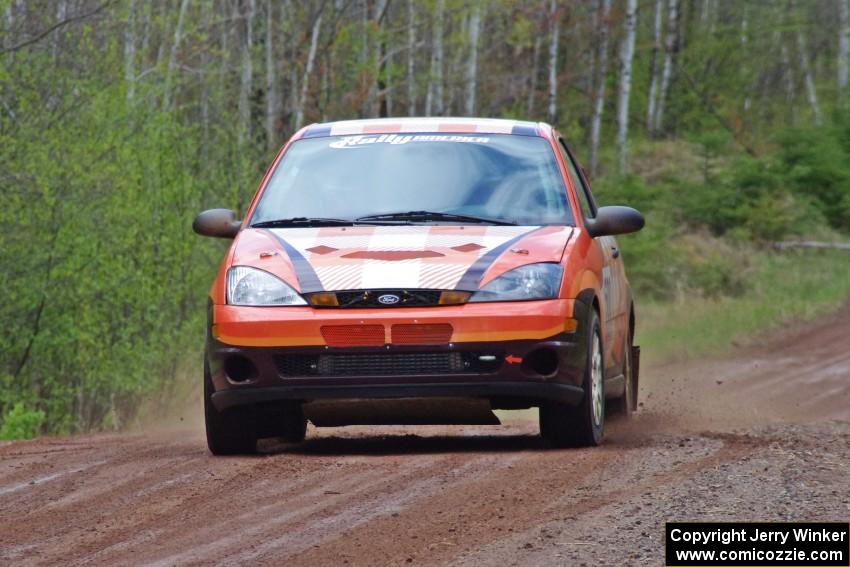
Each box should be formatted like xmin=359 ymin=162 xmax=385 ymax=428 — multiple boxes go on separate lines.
xmin=557 ymin=139 xmax=628 ymax=371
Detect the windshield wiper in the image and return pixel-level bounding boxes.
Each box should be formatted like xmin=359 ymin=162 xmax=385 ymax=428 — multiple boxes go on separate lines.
xmin=251 ymin=217 xmax=357 ymax=228
xmin=251 ymin=216 xmax=413 ymax=228
xmin=355 ymin=210 xmax=517 ymax=226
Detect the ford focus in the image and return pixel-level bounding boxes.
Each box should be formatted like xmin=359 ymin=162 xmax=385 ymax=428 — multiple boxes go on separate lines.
xmin=193 ymin=117 xmax=644 ymax=454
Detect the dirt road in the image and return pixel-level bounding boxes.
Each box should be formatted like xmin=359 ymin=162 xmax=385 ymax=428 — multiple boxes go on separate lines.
xmin=1 ymin=309 xmax=849 ymax=566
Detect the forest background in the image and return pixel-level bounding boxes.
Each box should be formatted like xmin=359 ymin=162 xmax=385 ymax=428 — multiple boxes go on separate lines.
xmin=2 ymin=0 xmax=850 ymax=437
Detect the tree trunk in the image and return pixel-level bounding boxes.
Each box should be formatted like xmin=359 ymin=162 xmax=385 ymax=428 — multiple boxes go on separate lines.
xmin=700 ymin=0 xmax=716 ymax=32
xmin=2 ymin=3 xmax=11 ymax=49
xmin=653 ymin=0 xmax=679 ymax=135
xmin=616 ymin=0 xmax=637 ymax=174
xmin=155 ymin=1 xmax=168 ymax=70
xmin=321 ymin=50 xmax=329 ymax=122
xmin=646 ymin=0 xmax=663 ymax=134
xmin=124 ymin=0 xmax=136 ymax=104
xmin=741 ymin=6 xmax=750 ymax=111
xmin=407 ymin=0 xmax=416 ymax=116
xmin=140 ymin=0 xmax=151 ymax=58
xmin=265 ymin=0 xmax=279 ymax=151
xmin=588 ymin=0 xmax=611 ymax=176
xmin=295 ymin=11 xmax=323 ymax=130
xmin=425 ymin=0 xmax=445 ymax=116
xmin=463 ymin=2 xmax=481 ymax=116
xmin=369 ymin=0 xmax=388 ymax=117
xmin=163 ymin=0 xmax=190 ymax=111
xmin=839 ymin=0 xmax=849 ymax=95
xmin=780 ymin=37 xmax=796 ymax=125
xmin=796 ymin=27 xmax=822 ymax=125
xmin=200 ymin=0 xmax=211 ymax=140
xmin=527 ymin=33 xmax=541 ymax=116
xmin=52 ymin=1 xmax=67 ymax=59
xmin=238 ymin=0 xmax=256 ymax=144
xmin=547 ymin=0 xmax=560 ymax=124
xmin=385 ymin=49 xmax=393 ymax=117
xmin=220 ymin=0 xmax=233 ymax=123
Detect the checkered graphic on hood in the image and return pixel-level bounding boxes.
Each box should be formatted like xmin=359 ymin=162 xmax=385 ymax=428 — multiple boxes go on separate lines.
xmin=270 ymin=225 xmax=539 ymax=292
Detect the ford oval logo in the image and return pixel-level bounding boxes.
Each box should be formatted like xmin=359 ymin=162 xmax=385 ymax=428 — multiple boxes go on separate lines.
xmin=377 ymin=294 xmax=400 ymax=305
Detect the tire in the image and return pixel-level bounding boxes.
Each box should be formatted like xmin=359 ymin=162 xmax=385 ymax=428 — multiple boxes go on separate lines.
xmin=608 ymin=326 xmax=636 ymax=417
xmin=540 ymin=309 xmax=605 ymax=447
xmin=204 ymin=359 xmax=258 ymax=455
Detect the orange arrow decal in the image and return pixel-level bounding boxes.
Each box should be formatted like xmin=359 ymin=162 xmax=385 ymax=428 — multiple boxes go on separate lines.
xmin=505 ymin=355 xmax=523 ymax=364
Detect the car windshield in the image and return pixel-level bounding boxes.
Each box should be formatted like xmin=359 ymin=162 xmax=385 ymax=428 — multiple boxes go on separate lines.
xmin=250 ymin=133 xmax=574 ymax=226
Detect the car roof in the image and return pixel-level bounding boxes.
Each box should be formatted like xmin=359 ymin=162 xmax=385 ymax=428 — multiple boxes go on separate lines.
xmin=299 ymin=117 xmax=551 ymax=139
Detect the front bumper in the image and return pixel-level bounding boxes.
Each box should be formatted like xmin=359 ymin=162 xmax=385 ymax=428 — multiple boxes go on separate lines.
xmin=207 ymin=299 xmax=588 ymax=412
xmin=211 ymin=299 xmax=577 ymax=347
xmin=212 ymin=381 xmax=583 ymax=413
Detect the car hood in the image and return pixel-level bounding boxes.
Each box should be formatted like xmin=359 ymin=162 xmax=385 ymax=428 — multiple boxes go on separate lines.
xmin=230 ymin=225 xmax=574 ymax=293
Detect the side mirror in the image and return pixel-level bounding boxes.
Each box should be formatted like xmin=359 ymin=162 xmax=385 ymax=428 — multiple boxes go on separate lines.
xmin=193 ymin=209 xmax=242 ymax=238
xmin=585 ymin=206 xmax=644 ymax=238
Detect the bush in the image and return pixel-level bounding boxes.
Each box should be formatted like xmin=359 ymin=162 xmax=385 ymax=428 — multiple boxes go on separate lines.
xmin=776 ymin=117 xmax=850 ymax=230
xmin=0 ymin=403 xmax=46 ymax=440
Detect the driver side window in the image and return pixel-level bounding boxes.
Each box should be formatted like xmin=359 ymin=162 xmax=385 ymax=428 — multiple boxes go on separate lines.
xmin=558 ymin=139 xmax=596 ymax=219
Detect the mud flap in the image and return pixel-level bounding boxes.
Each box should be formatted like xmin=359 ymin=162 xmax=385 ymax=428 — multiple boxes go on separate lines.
xmin=631 ymin=345 xmax=641 ymax=401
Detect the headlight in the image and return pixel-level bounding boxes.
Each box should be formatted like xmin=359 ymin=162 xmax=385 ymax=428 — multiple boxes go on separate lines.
xmin=468 ymin=263 xmax=563 ymax=302
xmin=226 ymin=266 xmax=307 ymax=306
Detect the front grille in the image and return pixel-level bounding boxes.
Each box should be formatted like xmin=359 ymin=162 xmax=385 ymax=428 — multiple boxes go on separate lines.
xmin=333 ymin=289 xmax=443 ymax=308
xmin=320 ymin=325 xmax=385 ymax=347
xmin=391 ymin=323 xmax=453 ymax=345
xmin=274 ymin=351 xmax=502 ymax=377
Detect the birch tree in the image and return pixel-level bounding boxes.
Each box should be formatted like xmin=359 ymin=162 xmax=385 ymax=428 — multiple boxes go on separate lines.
xmin=646 ymin=0 xmax=663 ymax=134
xmin=200 ymin=1 xmax=211 ymax=139
xmin=588 ymin=0 xmax=611 ymax=176
xmin=425 ymin=0 xmax=445 ymax=116
xmin=238 ymin=0 xmax=256 ymax=145
xmin=796 ymin=26 xmax=822 ymax=125
xmin=294 ymin=10 xmax=323 ymax=130
xmin=464 ymin=2 xmax=481 ymax=116
xmin=839 ymin=0 xmax=849 ymax=95
xmin=653 ymin=0 xmax=679 ymax=135
xmin=265 ymin=0 xmax=279 ymax=150
xmin=616 ymin=0 xmax=637 ymax=174
xmin=547 ymin=0 xmax=560 ymax=124
xmin=527 ymin=33 xmax=541 ymax=115
xmin=741 ymin=6 xmax=750 ymax=112
xmin=780 ymin=37 xmax=796 ymax=123
xmin=369 ymin=0 xmax=388 ymax=118
xmin=407 ymin=0 xmax=416 ymax=116
xmin=163 ymin=0 xmax=190 ymax=112
xmin=123 ymin=0 xmax=136 ymax=104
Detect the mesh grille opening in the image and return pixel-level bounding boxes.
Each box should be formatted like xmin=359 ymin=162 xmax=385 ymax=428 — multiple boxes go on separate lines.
xmin=274 ymin=351 xmax=502 ymax=377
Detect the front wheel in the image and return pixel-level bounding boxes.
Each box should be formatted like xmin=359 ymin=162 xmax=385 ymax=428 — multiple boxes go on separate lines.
xmin=204 ymin=360 xmax=258 ymax=455
xmin=539 ymin=310 xmax=605 ymax=447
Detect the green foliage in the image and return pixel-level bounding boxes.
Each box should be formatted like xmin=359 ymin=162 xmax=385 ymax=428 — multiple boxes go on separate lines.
xmin=637 ymin=249 xmax=850 ymax=365
xmin=0 ymin=402 xmax=46 ymax=440
xmin=593 ymin=125 xmax=850 ymax=300
xmin=775 ymin=120 xmax=850 ymax=230
xmin=0 ymin=21 xmax=256 ymax=434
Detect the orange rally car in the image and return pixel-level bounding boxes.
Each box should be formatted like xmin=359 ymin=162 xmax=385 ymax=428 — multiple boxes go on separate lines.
xmin=193 ymin=117 xmax=644 ymax=455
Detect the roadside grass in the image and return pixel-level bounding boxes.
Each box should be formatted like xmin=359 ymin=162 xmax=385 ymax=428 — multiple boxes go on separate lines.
xmin=636 ymin=248 xmax=850 ymax=366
